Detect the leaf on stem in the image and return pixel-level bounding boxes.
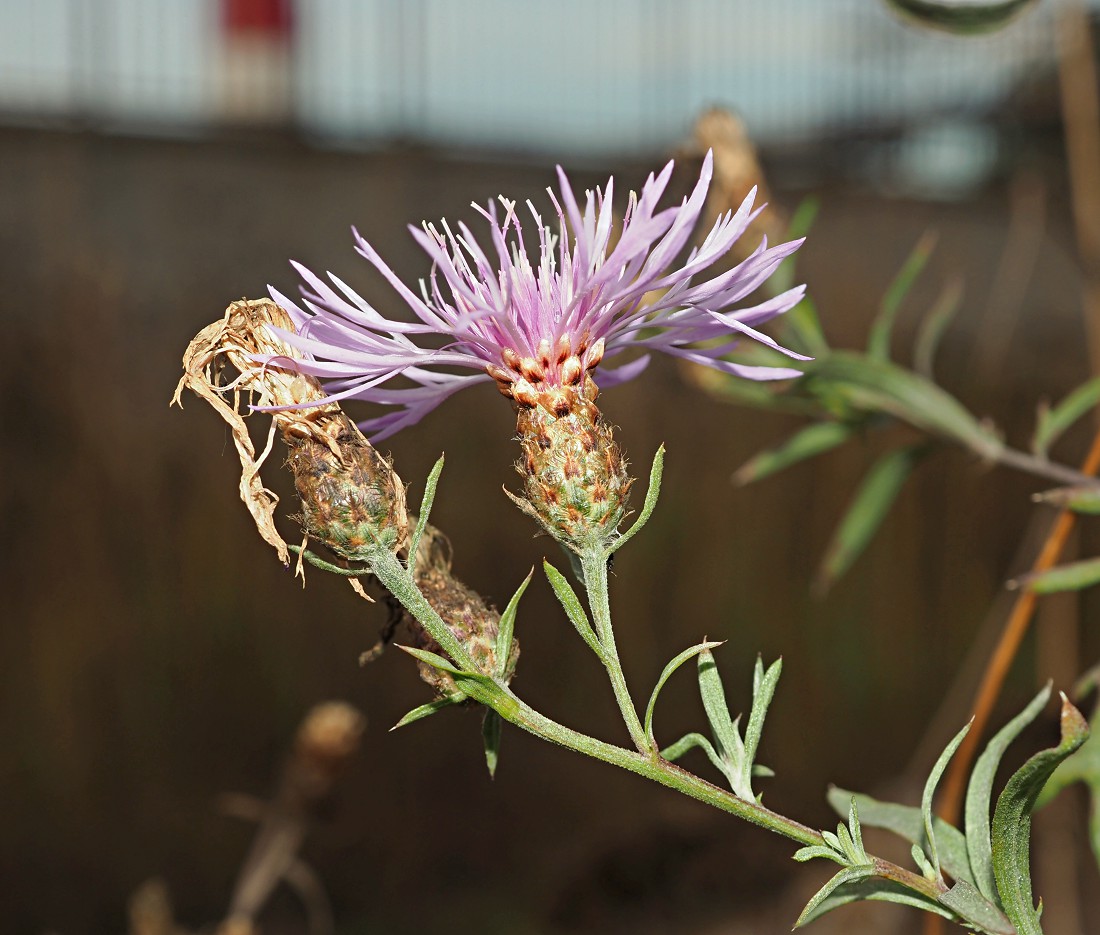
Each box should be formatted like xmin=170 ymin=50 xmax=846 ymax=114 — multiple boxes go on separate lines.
xmin=1032 ymin=376 xmax=1100 ymax=459
xmin=795 ymin=865 xmax=878 ymax=928
xmin=914 ymin=276 xmax=964 ymax=381
xmin=922 ymin=721 xmax=972 ymax=883
xmin=543 ymin=560 xmax=604 ymax=658
xmin=741 ymin=656 xmax=782 ymax=796
xmin=644 ymin=640 xmax=725 ymax=748
xmin=495 ymin=569 xmax=533 ymax=679
xmin=1032 ymin=484 xmax=1100 ymax=514
xmin=1010 ymin=556 xmax=1100 ymax=594
xmin=390 ymin=696 xmax=463 ymax=730
xmin=795 ymin=875 xmax=957 ymax=928
xmin=992 ymin=695 xmax=1089 ymax=935
xmin=938 ymin=879 xmax=1015 ymax=935
xmin=608 ymin=445 xmax=665 ymax=556
xmin=965 ymin=684 xmax=1051 ymax=903
xmin=867 ymin=231 xmax=937 ymax=361
xmin=816 ymin=444 xmax=926 ymax=593
xmin=826 ymin=789 xmax=974 ymax=886
xmin=660 ymin=732 xmax=725 ymax=774
xmin=407 ymin=454 xmax=445 ymax=575
xmin=733 ymin=421 xmax=853 ymax=486
xmin=697 ymin=649 xmax=746 ymax=794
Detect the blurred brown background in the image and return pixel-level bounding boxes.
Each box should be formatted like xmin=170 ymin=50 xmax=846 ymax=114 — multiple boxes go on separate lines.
xmin=4 ymin=2 xmax=1100 ymax=933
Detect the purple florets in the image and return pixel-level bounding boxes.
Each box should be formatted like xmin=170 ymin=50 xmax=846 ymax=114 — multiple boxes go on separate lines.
xmin=268 ymin=151 xmax=809 ymax=441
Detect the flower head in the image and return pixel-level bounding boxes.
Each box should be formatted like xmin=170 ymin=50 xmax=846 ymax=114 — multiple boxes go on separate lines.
xmin=268 ymin=151 xmax=808 ymax=441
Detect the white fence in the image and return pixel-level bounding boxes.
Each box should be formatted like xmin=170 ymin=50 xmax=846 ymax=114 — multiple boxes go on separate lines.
xmin=0 ymin=0 xmax=1073 ymax=155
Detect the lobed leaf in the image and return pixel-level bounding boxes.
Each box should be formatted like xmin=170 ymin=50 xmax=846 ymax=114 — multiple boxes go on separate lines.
xmin=827 ymin=788 xmax=974 ymax=886
xmin=741 ymin=656 xmax=782 ymax=796
xmin=992 ymin=695 xmax=1089 ymax=934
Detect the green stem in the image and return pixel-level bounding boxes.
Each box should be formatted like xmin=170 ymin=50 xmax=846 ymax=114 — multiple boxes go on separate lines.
xmin=580 ymin=548 xmax=650 ymax=754
xmin=368 ymin=539 xmax=941 ymax=912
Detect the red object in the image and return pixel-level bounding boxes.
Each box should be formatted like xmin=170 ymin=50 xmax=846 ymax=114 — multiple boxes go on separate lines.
xmin=222 ymin=0 xmax=292 ymax=35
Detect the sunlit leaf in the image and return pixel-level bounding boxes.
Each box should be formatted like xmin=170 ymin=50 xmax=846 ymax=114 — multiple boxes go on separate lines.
xmin=495 ymin=569 xmax=533 ymax=679
xmin=407 ymin=454 xmax=445 ymax=575
xmin=795 ymin=875 xmax=956 ymax=928
xmin=992 ymin=696 xmax=1089 ymax=934
xmin=608 ymin=445 xmax=664 ymax=556
xmin=391 ymin=696 xmax=463 ymax=730
xmin=543 ymin=560 xmax=604 ymax=658
xmin=922 ymin=722 xmax=971 ymax=882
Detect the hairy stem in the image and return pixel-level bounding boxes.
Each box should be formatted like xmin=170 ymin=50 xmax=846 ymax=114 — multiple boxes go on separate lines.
xmin=580 ymin=548 xmax=651 ymax=754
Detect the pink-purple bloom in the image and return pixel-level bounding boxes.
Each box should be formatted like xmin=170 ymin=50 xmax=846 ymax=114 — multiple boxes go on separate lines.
xmin=268 ymin=151 xmax=809 ymax=441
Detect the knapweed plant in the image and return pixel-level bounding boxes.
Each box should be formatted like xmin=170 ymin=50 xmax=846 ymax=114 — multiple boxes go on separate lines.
xmin=176 ymin=153 xmax=1095 ymax=933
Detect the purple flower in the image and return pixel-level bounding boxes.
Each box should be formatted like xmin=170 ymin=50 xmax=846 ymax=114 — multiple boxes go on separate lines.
xmin=268 ymin=151 xmax=809 ymax=441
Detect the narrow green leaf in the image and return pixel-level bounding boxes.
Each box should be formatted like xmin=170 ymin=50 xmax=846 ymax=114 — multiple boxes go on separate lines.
xmin=795 ymin=866 xmax=877 ymax=928
xmin=914 ymin=276 xmax=964 ymax=380
xmin=289 ymin=545 xmax=370 ymax=577
xmin=741 ymin=656 xmax=782 ymax=794
xmin=939 ymin=880 xmax=1016 ymax=935
xmin=687 ymin=362 xmax=822 ymax=416
xmin=396 ymin=643 xmax=463 ymax=675
xmin=1032 ymin=376 xmax=1100 ymax=458
xmin=697 ymin=649 xmax=743 ymax=791
xmin=733 ymin=421 xmax=853 ymax=485
xmin=835 ymin=824 xmax=862 ymax=865
xmin=911 ymin=843 xmax=936 ymax=879
xmin=795 ymin=876 xmax=957 ymax=928
xmin=806 ymin=352 xmax=1003 ymax=459
xmin=494 ymin=569 xmax=533 ymax=679
xmin=922 ymin=721 xmax=972 ymax=882
xmin=966 ymin=683 xmax=1052 ymax=904
xmin=1013 ymin=556 xmax=1100 ymax=595
xmin=992 ymin=695 xmax=1090 ymax=934
xmin=827 ymin=788 xmax=975 ymax=886
xmin=867 ymin=231 xmax=937 ymax=360
xmin=482 ymin=710 xmax=502 ymax=779
xmin=543 ymin=560 xmax=604 ymax=658
xmin=390 ymin=696 xmax=463 ymax=730
xmin=793 ymin=844 xmax=848 ymax=866
xmin=407 ymin=455 xmax=445 ymax=575
xmin=607 ymin=445 xmax=664 ymax=556
xmin=644 ymin=640 xmax=724 ymax=747
xmin=1032 ymin=484 xmax=1100 ymax=514
xmin=848 ymin=799 xmax=866 ymax=863
xmin=816 ymin=444 xmax=925 ymax=592
xmin=659 ymin=732 xmax=725 ymax=775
